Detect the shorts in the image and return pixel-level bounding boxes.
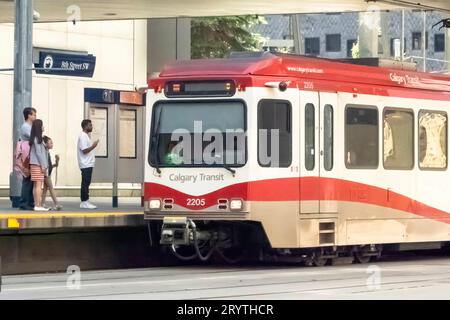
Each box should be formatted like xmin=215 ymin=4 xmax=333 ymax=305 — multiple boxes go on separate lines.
xmin=30 ymin=165 xmax=45 ymax=182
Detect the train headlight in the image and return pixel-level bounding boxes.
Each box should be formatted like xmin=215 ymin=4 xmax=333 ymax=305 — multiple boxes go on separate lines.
xmin=149 ymin=199 xmax=162 ymax=210
xmin=230 ymin=199 xmax=243 ymax=211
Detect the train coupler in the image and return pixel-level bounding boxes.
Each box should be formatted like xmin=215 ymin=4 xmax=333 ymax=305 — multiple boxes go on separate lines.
xmin=160 ymin=216 xmax=212 ymax=246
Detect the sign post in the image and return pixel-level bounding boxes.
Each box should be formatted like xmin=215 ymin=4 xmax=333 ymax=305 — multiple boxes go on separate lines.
xmin=10 ymin=0 xmax=33 ymax=208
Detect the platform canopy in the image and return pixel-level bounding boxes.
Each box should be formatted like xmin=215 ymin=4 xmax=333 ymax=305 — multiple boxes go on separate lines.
xmin=0 ymin=0 xmax=449 ymax=23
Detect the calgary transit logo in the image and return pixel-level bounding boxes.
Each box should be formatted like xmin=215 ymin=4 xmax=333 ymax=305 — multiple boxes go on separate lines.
xmin=389 ymin=73 xmax=420 ymax=86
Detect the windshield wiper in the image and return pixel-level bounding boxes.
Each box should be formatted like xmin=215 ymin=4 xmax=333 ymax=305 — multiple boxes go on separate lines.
xmin=188 ymin=153 xmax=236 ymax=176
xmin=151 ymin=108 xmax=163 ymax=174
xmin=221 ymin=163 xmax=236 ymax=176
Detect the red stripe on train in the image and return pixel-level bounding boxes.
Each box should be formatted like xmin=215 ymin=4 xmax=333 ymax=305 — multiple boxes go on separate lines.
xmin=144 ymin=177 xmax=450 ymax=222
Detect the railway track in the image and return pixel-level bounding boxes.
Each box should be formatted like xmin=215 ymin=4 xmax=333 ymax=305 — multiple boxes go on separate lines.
xmin=1 ymin=253 xmax=450 ymax=299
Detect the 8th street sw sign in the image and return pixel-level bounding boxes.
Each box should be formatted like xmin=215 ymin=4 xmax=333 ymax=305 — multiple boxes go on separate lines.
xmin=34 ymin=51 xmax=96 ymax=77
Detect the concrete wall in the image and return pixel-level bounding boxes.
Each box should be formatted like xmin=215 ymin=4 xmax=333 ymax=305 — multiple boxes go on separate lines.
xmin=0 ymin=20 xmax=147 ymax=188
xmin=147 ymin=18 xmax=190 ymax=77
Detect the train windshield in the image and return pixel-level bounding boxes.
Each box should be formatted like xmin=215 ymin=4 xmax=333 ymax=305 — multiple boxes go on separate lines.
xmin=149 ymin=100 xmax=246 ymax=168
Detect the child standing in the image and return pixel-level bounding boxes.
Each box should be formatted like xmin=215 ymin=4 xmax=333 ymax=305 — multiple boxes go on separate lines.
xmin=42 ymin=136 xmax=62 ymax=210
xmin=29 ymin=119 xmax=49 ymax=212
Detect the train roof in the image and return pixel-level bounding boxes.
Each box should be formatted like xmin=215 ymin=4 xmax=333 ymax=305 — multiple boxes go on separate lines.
xmin=158 ymin=52 xmax=450 ymax=93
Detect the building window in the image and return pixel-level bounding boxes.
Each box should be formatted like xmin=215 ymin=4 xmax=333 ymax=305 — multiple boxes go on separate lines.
xmin=326 ymin=34 xmax=341 ymax=52
xmin=262 ymin=46 xmax=280 ymax=52
xmin=378 ymin=35 xmax=384 ymax=55
xmin=383 ymin=108 xmax=414 ymax=170
xmin=412 ymin=32 xmax=428 ymax=50
xmin=324 ymin=105 xmax=334 ymax=171
xmin=389 ymin=38 xmax=406 ymax=58
xmin=418 ymin=110 xmax=447 ymax=170
xmin=412 ymin=32 xmax=421 ymax=50
xmin=347 ymin=39 xmax=357 ymax=58
xmin=305 ymin=103 xmax=315 ymax=171
xmin=390 ymin=38 xmax=399 ymax=57
xmin=345 ymin=105 xmax=379 ymax=169
xmin=435 ymin=34 xmax=445 ymax=52
xmin=390 ymin=38 xmax=406 ymax=57
xmin=258 ymin=100 xmax=292 ymax=167
xmin=305 ymin=37 xmax=320 ymax=55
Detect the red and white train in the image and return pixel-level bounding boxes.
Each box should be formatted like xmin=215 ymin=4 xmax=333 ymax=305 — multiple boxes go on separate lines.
xmin=144 ymin=52 xmax=450 ymax=265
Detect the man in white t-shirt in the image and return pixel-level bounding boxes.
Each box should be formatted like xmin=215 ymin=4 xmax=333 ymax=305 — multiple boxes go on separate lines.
xmin=77 ymin=119 xmax=99 ymax=209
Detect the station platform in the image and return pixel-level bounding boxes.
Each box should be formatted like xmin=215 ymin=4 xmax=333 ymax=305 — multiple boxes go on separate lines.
xmin=0 ymin=197 xmax=145 ymax=233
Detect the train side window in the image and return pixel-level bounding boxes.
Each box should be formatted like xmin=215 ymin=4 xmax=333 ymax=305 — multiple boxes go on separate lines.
xmin=383 ymin=108 xmax=414 ymax=170
xmin=305 ymin=103 xmax=315 ymax=171
xmin=324 ymin=104 xmax=334 ymax=171
xmin=345 ymin=105 xmax=379 ymax=169
xmin=418 ymin=110 xmax=447 ymax=170
xmin=257 ymin=99 xmax=292 ymax=167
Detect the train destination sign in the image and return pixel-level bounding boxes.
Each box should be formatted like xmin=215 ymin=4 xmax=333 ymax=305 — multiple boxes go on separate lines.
xmin=165 ymin=80 xmax=235 ymax=97
xmin=34 ymin=51 xmax=96 ymax=77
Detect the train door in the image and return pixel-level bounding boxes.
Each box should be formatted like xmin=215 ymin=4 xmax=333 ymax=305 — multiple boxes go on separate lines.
xmin=300 ymin=90 xmax=320 ymax=213
xmin=319 ymin=92 xmax=338 ymax=213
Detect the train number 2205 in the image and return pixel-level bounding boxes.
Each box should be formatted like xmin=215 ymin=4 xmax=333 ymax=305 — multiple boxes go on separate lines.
xmin=187 ymin=198 xmax=206 ymax=206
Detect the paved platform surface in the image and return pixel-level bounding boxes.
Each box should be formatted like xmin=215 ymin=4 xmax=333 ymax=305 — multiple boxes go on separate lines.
xmin=0 ymin=197 xmax=144 ymax=231
xmin=1 ymin=254 xmax=450 ymax=299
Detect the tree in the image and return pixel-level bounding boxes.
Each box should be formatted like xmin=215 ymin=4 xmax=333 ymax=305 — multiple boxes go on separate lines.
xmin=191 ymin=15 xmax=266 ymax=59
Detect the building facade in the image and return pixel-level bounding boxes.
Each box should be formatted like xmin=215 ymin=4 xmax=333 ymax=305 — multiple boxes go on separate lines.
xmin=0 ymin=19 xmax=191 ymax=193
xmin=253 ymin=11 xmax=449 ymax=72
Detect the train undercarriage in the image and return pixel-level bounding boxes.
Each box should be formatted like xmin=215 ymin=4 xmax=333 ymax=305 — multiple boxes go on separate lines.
xmin=144 ymin=218 xmax=448 ymax=266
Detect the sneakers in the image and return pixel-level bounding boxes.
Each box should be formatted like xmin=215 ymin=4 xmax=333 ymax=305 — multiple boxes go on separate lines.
xmin=80 ymin=201 xmax=97 ymax=209
xmin=34 ymin=206 xmax=49 ymax=212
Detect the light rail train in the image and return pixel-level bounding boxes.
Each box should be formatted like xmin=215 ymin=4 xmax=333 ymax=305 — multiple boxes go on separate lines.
xmin=144 ymin=52 xmax=450 ymax=265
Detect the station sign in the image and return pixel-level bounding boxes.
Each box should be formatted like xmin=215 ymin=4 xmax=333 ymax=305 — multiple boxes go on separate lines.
xmin=34 ymin=50 xmax=96 ymax=77
xmin=85 ymin=88 xmax=145 ymax=106
xmin=119 ymin=91 xmax=145 ymax=106
xmin=84 ymin=88 xmax=118 ymax=104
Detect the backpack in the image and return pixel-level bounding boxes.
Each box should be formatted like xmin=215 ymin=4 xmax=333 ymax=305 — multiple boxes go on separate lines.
xmin=14 ymin=140 xmax=30 ymax=178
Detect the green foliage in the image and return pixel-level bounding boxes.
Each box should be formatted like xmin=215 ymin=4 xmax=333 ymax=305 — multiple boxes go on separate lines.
xmin=191 ymin=15 xmax=266 ymax=59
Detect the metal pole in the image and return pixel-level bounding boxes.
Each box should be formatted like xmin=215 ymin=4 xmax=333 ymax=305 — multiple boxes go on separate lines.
xmin=0 ymin=256 xmax=2 ymax=292
xmin=113 ymin=106 xmax=118 ymax=208
xmin=422 ymin=10 xmax=427 ymax=72
xmin=10 ymin=0 xmax=33 ymax=207
xmin=401 ymin=10 xmax=405 ymax=61
xmin=446 ymin=28 xmax=450 ymax=73
xmin=292 ymin=14 xmax=303 ymax=55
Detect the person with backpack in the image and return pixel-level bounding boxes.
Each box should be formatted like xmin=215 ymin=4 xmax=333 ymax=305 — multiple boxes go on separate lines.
xmin=18 ymin=107 xmax=36 ymax=210
xmin=29 ymin=119 xmax=49 ymax=212
xmin=42 ymin=136 xmax=62 ymax=210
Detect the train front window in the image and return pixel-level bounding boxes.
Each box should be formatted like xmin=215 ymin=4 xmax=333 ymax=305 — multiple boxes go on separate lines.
xmin=149 ymin=100 xmax=246 ymax=167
